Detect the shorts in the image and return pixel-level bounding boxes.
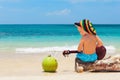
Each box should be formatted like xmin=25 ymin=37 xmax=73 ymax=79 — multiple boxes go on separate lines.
xmin=76 ymin=52 xmax=97 ymax=62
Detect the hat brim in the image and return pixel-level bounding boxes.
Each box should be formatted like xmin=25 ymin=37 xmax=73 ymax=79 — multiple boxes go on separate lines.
xmin=74 ymin=22 xmax=80 ymax=26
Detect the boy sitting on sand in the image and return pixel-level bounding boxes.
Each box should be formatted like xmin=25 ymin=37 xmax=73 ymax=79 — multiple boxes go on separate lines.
xmin=63 ymin=19 xmax=103 ymax=63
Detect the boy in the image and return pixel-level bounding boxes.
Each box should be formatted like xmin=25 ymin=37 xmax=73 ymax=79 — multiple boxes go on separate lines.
xmin=63 ymin=19 xmax=103 ymax=62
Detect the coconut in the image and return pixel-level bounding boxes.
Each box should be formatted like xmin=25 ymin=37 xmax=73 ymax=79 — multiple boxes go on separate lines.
xmin=42 ymin=55 xmax=58 ymax=72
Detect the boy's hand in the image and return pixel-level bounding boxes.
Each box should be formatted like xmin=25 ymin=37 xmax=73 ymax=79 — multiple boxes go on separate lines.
xmin=63 ymin=50 xmax=70 ymax=57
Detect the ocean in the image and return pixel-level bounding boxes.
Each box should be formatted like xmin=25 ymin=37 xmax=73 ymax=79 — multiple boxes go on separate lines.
xmin=0 ymin=24 xmax=120 ymax=54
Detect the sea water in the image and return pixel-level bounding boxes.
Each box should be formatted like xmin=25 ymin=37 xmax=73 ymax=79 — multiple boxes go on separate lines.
xmin=0 ymin=24 xmax=120 ymax=54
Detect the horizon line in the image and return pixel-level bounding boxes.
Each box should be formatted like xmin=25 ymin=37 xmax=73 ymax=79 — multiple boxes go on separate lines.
xmin=0 ymin=23 xmax=120 ymax=25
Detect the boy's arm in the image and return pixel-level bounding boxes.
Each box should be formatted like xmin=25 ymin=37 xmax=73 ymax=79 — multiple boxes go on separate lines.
xmin=62 ymin=38 xmax=84 ymax=57
xmin=77 ymin=38 xmax=84 ymax=52
xmin=62 ymin=39 xmax=83 ymax=57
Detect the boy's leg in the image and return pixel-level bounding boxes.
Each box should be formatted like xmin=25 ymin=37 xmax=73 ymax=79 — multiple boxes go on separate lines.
xmin=75 ymin=58 xmax=84 ymax=72
xmin=75 ymin=58 xmax=94 ymax=72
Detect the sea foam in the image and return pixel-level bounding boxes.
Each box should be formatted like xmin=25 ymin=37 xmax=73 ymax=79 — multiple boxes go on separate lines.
xmin=16 ymin=45 xmax=116 ymax=54
xmin=16 ymin=46 xmax=77 ymax=54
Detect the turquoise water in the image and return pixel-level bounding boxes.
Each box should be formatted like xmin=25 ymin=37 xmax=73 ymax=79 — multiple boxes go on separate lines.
xmin=0 ymin=24 xmax=120 ymax=54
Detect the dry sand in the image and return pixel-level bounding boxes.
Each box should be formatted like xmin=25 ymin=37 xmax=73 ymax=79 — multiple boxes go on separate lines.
xmin=0 ymin=53 xmax=120 ymax=80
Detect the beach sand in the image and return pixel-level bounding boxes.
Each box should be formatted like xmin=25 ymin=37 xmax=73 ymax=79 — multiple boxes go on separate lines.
xmin=0 ymin=53 xmax=120 ymax=80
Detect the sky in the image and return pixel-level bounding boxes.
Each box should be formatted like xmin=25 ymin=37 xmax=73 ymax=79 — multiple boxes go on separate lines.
xmin=0 ymin=0 xmax=120 ymax=24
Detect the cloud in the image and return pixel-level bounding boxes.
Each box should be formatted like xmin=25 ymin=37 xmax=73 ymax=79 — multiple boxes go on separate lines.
xmin=0 ymin=0 xmax=20 ymax=2
xmin=69 ymin=0 xmax=95 ymax=3
xmin=69 ymin=0 xmax=120 ymax=3
xmin=46 ymin=9 xmax=71 ymax=16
